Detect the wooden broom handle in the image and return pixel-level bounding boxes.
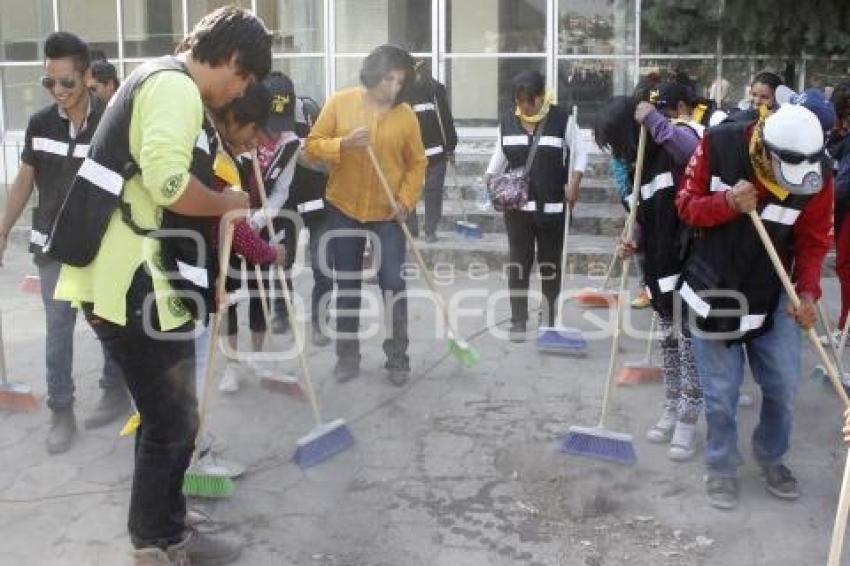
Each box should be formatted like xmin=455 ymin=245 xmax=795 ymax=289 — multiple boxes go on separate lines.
xmin=251 ymin=152 xmax=324 ymax=426
xmin=365 ymin=146 xmax=460 ymax=339
xmin=598 ymin=125 xmax=646 ymax=427
xmin=747 ymin=210 xmax=850 ymax=408
xmin=192 ymin=220 xmax=235 ymax=464
xmin=829 ymin=449 xmax=850 ymax=566
xmin=253 ymin=263 xmax=272 ymax=330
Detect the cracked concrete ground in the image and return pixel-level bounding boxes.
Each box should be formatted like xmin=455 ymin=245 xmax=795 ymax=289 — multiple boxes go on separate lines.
xmin=1 ymin=243 xmax=849 ymax=566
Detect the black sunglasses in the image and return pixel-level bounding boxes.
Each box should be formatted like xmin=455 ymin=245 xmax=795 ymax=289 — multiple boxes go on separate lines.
xmin=41 ymin=76 xmax=77 ymax=90
xmin=763 ymin=138 xmax=825 ymax=165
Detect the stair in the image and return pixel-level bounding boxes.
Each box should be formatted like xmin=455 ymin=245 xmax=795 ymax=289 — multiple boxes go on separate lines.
xmin=414 ymin=138 xmax=623 ymax=275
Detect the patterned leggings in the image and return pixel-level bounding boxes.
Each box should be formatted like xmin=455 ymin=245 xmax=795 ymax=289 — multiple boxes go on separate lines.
xmin=658 ymin=314 xmax=703 ymax=424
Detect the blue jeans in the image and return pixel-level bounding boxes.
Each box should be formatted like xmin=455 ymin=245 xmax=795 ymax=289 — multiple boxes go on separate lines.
xmin=690 ymin=293 xmax=801 ymax=478
xmin=38 ymin=258 xmax=124 ymax=410
xmin=326 ymin=204 xmax=409 ymax=369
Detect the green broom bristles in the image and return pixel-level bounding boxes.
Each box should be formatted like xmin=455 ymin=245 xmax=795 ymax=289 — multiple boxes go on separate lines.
xmin=448 ymin=338 xmax=479 ymax=368
xmin=182 ymin=464 xmax=235 ymax=499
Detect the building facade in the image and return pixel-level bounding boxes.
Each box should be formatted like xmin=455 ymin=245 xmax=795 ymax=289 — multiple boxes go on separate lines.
xmin=1 ymin=0 xmax=849 ymax=152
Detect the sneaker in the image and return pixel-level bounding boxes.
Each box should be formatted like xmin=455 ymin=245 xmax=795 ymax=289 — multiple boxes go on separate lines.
xmin=761 ymin=463 xmax=800 ymax=500
xmin=84 ymin=386 xmax=131 ymax=430
xmin=668 ymin=421 xmax=697 ymax=461
xmin=631 ymin=289 xmax=651 ymax=309
xmin=177 ymin=528 xmax=242 ymax=565
xmin=509 ymin=321 xmax=527 ymax=343
xmin=333 ymin=358 xmax=360 ymax=383
xmin=46 ymin=408 xmax=77 ymax=455
xmin=646 ymin=407 xmax=677 ymax=444
xmin=705 ymin=475 xmax=739 ymax=510
xmin=218 ymin=364 xmax=240 ymax=394
xmin=131 ymin=546 xmax=189 ymax=565
xmin=311 ymin=325 xmax=331 ymax=347
xmin=386 ymin=368 xmax=410 ymax=387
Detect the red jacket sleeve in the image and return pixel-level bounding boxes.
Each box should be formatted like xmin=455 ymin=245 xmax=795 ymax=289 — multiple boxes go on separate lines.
xmin=792 ymin=175 xmax=834 ymax=301
xmin=232 ymin=219 xmax=278 ymax=265
xmin=675 ymin=134 xmax=739 ymax=227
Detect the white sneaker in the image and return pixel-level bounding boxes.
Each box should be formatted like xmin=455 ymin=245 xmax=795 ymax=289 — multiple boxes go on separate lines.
xmin=218 ymin=364 xmax=240 ymax=393
xmin=646 ymin=407 xmax=677 ymax=443
xmin=668 ymin=421 xmax=697 ymax=461
xmin=247 ymin=359 xmax=275 ymax=380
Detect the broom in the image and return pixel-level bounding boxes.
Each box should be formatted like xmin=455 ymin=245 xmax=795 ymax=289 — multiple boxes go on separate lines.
xmin=430 ymin=94 xmax=481 ymax=240
xmin=812 ymin=302 xmax=850 ymax=385
xmin=575 ymin=241 xmax=620 ymax=308
xmin=617 ymin=312 xmax=662 ymax=385
xmin=182 ymin=220 xmax=237 ymax=498
xmin=253 ymin=258 xmax=304 ymax=398
xmin=366 ymin=146 xmax=479 ymax=368
xmin=536 ymin=206 xmax=587 ymax=356
xmin=560 ymin=126 xmax=647 ymax=465
xmin=0 ymin=307 xmax=39 ymax=412
xmin=746 ymin=216 xmax=850 ymax=565
xmin=537 ymin=105 xmax=587 ymax=356
xmin=251 ymin=154 xmax=354 ymax=469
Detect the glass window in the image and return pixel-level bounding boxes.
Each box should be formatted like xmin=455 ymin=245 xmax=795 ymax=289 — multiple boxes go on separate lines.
xmin=558 ymin=59 xmax=634 ymax=128
xmin=558 ymin=0 xmax=635 ymax=55
xmin=639 ymin=58 xmax=716 ymax=100
xmin=447 ymin=0 xmax=546 ymax=53
xmin=188 ymin=0 xmax=251 ymax=29
xmin=0 ymin=0 xmax=53 ymax=62
xmin=257 ymin=0 xmax=323 ymax=53
xmin=447 ymin=57 xmax=545 ymax=127
xmin=274 ymin=57 xmax=325 ymax=104
xmin=1 ymin=66 xmax=52 ymax=131
xmin=334 ymin=56 xmax=364 ymax=91
xmin=804 ymin=58 xmax=850 ymax=91
xmin=59 ymin=0 xmax=119 ymax=58
xmin=640 ymin=0 xmax=718 ymax=55
xmin=123 ymin=0 xmax=183 ymax=58
xmin=335 ymin=0 xmax=430 ymax=53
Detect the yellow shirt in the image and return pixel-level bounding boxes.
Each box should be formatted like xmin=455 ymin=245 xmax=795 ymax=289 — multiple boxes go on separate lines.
xmin=55 ymin=71 xmax=202 ymax=330
xmin=305 ymin=87 xmax=427 ymax=222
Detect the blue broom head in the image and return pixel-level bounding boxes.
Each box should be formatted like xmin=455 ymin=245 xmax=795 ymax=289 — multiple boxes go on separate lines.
xmin=560 ymin=425 xmax=636 ymax=465
xmin=455 ymin=220 xmax=483 ymax=239
xmin=293 ymin=418 xmax=355 ymax=469
xmin=536 ymin=327 xmax=588 ymax=356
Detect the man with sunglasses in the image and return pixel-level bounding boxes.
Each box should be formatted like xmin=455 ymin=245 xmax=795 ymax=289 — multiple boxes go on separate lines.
xmin=0 ymin=32 xmax=130 ymax=454
xmin=676 ymin=104 xmax=833 ymax=510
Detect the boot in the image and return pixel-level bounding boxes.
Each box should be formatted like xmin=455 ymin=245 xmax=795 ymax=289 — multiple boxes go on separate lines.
xmin=46 ymin=407 xmax=77 ymax=455
xmin=84 ymin=386 xmax=131 ymax=430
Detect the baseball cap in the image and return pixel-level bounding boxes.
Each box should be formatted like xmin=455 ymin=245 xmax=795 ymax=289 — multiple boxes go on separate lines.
xmin=262 ymin=72 xmax=296 ymax=135
xmin=651 ymin=81 xmax=694 ymax=110
xmin=790 ymin=88 xmax=836 ymax=133
xmin=762 ymin=104 xmax=825 ymax=195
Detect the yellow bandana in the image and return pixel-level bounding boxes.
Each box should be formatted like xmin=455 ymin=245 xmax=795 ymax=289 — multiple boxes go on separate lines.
xmin=749 ymin=104 xmax=789 ymax=201
xmin=516 ymin=90 xmax=555 ymax=123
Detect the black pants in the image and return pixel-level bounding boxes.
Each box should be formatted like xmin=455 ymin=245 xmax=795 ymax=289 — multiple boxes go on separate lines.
xmin=406 ymin=159 xmax=448 ymax=237
xmin=84 ymin=268 xmax=197 ymax=549
xmin=274 ymin=213 xmax=334 ymax=326
xmin=504 ymin=209 xmax=564 ymax=326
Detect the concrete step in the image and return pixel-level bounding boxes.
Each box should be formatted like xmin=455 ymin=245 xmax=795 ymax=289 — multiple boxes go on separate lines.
xmin=444 ymin=176 xmax=621 ymax=205
xmin=413 ymin=230 xmax=619 ymax=276
xmin=415 ymin=200 xmax=626 ymax=237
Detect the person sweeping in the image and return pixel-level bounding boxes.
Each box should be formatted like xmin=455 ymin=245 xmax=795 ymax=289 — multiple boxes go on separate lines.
xmin=49 ymin=7 xmax=271 ymax=563
xmin=599 ymin=81 xmax=705 ymax=462
xmin=305 ymin=44 xmax=427 ymax=386
xmin=676 ymin=102 xmax=832 ymax=510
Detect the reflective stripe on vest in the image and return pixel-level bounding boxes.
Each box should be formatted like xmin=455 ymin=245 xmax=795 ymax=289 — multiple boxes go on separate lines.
xmin=176 ymin=260 xmax=209 ymax=289
xmin=539 ymin=136 xmax=563 ymax=148
xmin=32 ymin=137 xmax=69 ymax=157
xmin=710 ymin=176 xmax=730 ymax=192
xmin=297 ymin=199 xmax=324 ymax=214
xmin=424 ymin=145 xmax=443 ymax=157
xmin=413 ymin=102 xmax=435 ymax=113
xmin=502 ymin=135 xmax=528 ymax=146
xmin=640 ymin=171 xmax=675 ymax=200
xmin=657 ymin=273 xmax=680 ymax=294
xmin=518 ymin=201 xmax=564 ymax=213
xmin=72 ymin=144 xmax=90 ymax=158
xmin=76 ymin=157 xmax=124 ymax=196
xmin=30 ymin=230 xmax=48 ymax=247
xmin=761 ymin=204 xmax=801 ymax=226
